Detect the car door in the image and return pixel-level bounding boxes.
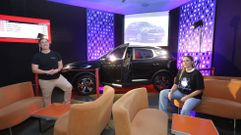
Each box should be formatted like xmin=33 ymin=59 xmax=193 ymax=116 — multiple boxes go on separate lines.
xmin=130 ymin=48 xmax=156 ymax=82
xmin=121 ymin=48 xmax=132 ymax=84
xmin=101 ymin=45 xmax=128 ymax=84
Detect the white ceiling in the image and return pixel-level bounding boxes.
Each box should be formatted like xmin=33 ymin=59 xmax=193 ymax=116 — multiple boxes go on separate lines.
xmin=49 ymin=0 xmax=191 ymax=15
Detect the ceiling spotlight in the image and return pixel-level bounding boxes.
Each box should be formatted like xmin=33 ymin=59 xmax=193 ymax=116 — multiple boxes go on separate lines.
xmin=192 ymin=20 xmax=204 ymax=29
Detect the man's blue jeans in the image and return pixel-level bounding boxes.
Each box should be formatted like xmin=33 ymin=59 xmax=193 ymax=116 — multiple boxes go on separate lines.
xmin=159 ymin=89 xmax=201 ymax=115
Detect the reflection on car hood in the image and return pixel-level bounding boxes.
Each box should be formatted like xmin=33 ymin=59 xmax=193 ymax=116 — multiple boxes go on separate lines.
xmin=63 ymin=60 xmax=101 ymax=70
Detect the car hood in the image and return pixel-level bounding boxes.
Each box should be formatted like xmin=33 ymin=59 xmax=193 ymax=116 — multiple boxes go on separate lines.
xmin=62 ymin=60 xmax=101 ymax=71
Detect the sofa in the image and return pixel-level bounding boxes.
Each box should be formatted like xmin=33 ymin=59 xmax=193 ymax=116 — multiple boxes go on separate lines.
xmin=54 ymin=85 xmax=114 ymax=135
xmin=112 ymin=87 xmax=168 ymax=135
xmin=174 ymin=76 xmax=241 ymax=128
xmin=0 ymin=81 xmax=44 ymax=131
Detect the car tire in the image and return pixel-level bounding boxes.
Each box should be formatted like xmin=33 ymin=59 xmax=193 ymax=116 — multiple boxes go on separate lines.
xmin=75 ymin=75 xmax=96 ymax=96
xmin=153 ymin=72 xmax=173 ymax=92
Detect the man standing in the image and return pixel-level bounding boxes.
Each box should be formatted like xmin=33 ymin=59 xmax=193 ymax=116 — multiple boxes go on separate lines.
xmin=31 ymin=34 xmax=72 ymax=106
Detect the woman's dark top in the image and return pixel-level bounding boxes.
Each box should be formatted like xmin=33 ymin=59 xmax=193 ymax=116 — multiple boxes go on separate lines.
xmin=174 ymin=69 xmax=204 ymax=99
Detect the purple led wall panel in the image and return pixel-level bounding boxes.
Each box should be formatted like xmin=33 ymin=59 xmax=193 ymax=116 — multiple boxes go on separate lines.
xmin=87 ymin=9 xmax=114 ymax=61
xmin=178 ymin=0 xmax=216 ymax=75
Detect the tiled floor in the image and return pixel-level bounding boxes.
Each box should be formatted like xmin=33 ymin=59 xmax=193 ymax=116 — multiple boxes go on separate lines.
xmin=0 ymin=89 xmax=240 ymax=135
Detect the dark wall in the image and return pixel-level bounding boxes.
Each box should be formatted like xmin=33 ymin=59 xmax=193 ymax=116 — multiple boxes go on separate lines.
xmin=168 ymin=8 xmax=180 ymax=58
xmin=0 ymin=0 xmax=124 ymax=87
xmin=213 ymin=0 xmax=241 ymax=76
xmin=115 ymin=14 xmax=125 ymax=47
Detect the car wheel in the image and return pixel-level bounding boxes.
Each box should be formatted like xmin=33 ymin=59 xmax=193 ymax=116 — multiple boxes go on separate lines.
xmin=153 ymin=72 xmax=173 ymax=92
xmin=75 ymin=75 xmax=96 ymax=96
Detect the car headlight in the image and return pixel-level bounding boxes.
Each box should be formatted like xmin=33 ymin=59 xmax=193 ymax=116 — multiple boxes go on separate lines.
xmin=109 ymin=55 xmax=117 ymax=62
xmin=83 ymin=64 xmax=92 ymax=69
xmin=63 ymin=65 xmax=71 ymax=70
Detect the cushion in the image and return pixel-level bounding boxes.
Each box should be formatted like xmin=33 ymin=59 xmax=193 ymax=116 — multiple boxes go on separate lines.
xmin=131 ymin=108 xmax=168 ymax=135
xmin=0 ymin=97 xmax=43 ymax=129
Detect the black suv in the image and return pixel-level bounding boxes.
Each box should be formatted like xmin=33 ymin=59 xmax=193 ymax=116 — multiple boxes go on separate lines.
xmin=62 ymin=44 xmax=177 ymax=95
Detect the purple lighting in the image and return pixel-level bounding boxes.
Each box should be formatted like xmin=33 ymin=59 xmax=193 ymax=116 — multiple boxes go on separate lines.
xmin=87 ymin=9 xmax=114 ymax=61
xmin=48 ymin=0 xmax=191 ymax=15
xmin=177 ymin=0 xmax=216 ymax=76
